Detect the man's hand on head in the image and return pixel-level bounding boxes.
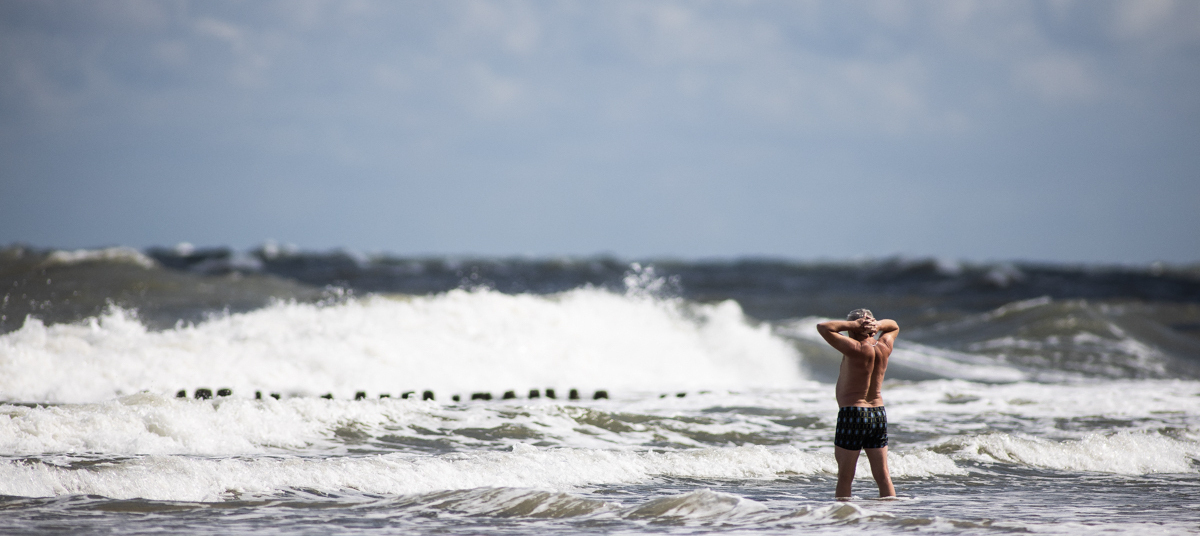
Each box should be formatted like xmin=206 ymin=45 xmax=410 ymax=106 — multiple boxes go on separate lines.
xmin=856 ymin=316 xmax=878 ymax=336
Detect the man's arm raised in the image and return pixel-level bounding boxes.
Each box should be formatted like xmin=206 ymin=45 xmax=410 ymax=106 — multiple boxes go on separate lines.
xmin=816 ymin=318 xmax=870 ymax=354
xmin=874 ymin=319 xmax=899 ymax=347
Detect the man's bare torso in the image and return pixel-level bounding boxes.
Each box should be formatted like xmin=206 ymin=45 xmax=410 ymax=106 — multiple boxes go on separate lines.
xmin=816 ymin=315 xmax=899 ymax=408
xmin=834 ymin=338 xmax=892 ymax=407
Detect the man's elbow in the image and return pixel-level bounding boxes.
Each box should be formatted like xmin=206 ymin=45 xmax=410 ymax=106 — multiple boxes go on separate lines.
xmin=816 ymin=323 xmax=840 ymax=344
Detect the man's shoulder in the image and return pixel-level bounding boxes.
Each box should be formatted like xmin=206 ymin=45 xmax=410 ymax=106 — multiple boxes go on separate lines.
xmin=841 ymin=342 xmax=875 ymax=359
xmin=876 ymin=340 xmax=896 ymax=358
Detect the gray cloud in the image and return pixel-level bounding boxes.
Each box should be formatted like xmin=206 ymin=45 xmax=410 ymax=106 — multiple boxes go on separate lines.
xmin=1 ymin=0 xmax=1198 ymax=262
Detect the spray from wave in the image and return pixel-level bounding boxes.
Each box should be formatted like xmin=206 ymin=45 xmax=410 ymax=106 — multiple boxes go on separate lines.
xmin=0 ymin=282 xmax=804 ymax=403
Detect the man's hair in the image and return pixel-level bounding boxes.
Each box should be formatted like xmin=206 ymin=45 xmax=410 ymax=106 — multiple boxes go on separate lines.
xmin=847 ymin=308 xmax=874 ymax=321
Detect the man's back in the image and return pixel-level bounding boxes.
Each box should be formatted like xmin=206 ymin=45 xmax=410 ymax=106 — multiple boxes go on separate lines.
xmin=817 ymin=314 xmax=899 ymax=407
xmin=834 ymin=335 xmax=893 ymax=407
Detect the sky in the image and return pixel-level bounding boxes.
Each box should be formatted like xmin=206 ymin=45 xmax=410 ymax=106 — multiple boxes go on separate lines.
xmin=1 ymin=0 xmax=1198 ymax=264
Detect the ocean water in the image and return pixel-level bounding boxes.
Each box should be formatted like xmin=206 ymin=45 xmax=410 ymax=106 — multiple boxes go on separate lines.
xmin=1 ymin=245 xmax=1199 ymax=535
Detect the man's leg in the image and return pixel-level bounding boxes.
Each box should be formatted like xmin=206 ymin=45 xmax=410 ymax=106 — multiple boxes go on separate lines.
xmin=863 ymin=447 xmax=895 ymax=497
xmin=834 ymin=446 xmax=859 ymax=499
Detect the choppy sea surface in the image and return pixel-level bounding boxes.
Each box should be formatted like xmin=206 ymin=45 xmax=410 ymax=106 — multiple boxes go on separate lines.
xmin=1 ymin=245 xmax=1199 ymax=535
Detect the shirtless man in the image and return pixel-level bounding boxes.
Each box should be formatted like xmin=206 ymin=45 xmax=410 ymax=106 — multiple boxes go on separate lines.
xmin=817 ymin=308 xmax=899 ymax=499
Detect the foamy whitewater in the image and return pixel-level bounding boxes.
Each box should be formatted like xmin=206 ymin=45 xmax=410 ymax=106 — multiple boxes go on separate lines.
xmin=1 ymin=248 xmax=1198 ymax=535
xmin=0 ymin=289 xmax=800 ymax=402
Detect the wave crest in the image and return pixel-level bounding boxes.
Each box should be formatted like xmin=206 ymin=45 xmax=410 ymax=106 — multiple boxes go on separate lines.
xmin=0 ymin=288 xmax=803 ymax=403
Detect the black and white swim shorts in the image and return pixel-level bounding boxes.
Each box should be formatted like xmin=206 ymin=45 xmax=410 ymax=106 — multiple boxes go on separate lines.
xmin=834 ymin=406 xmax=888 ymax=450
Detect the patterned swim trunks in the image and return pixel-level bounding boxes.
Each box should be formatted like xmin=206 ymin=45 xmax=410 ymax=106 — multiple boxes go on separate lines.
xmin=834 ymin=406 xmax=888 ymax=450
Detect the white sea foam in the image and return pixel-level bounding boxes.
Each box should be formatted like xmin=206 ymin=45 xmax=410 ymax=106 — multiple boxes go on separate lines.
xmin=0 ymin=394 xmax=430 ymax=456
xmin=388 ymin=487 xmax=903 ymax=526
xmin=885 ymin=379 xmax=1200 ymax=430
xmin=945 ymin=431 xmax=1199 ymax=474
xmin=785 ymin=502 xmax=898 ymax=524
xmin=776 ymin=317 xmax=1029 ymax=382
xmin=0 ymin=288 xmax=804 ymax=403
xmin=905 ymin=297 xmax=1178 ymax=378
xmin=967 ymin=331 xmax=1170 ymax=377
xmin=887 ymin=342 xmax=1029 ymax=383
xmin=41 ymin=247 xmax=157 ymax=269
xmin=623 ymin=488 xmax=767 ymax=521
xmin=5 ymin=380 xmax=1197 ymax=459
xmin=0 ymin=444 xmax=963 ymax=502
xmin=399 ymin=486 xmax=618 ymax=518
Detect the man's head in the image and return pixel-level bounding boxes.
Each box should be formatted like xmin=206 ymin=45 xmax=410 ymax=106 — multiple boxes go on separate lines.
xmin=846 ymin=308 xmax=876 ymax=340
xmin=847 ymin=308 xmax=874 ymax=322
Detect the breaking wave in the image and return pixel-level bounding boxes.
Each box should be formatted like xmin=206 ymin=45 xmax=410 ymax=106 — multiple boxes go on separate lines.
xmin=0 ymin=288 xmax=804 ymax=403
